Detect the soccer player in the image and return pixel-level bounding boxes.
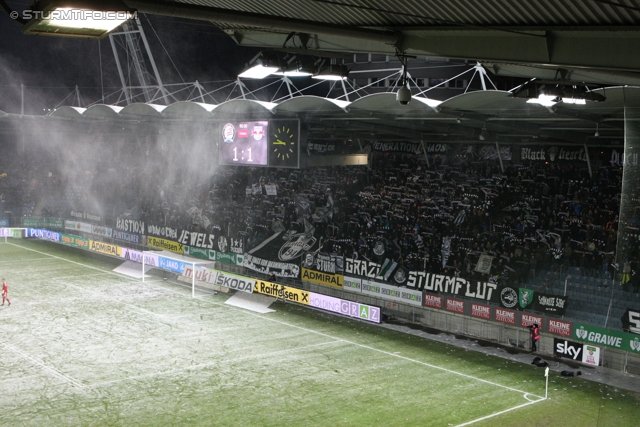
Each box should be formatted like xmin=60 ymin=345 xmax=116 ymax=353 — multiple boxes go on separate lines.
xmin=1 ymin=278 xmax=10 ymax=306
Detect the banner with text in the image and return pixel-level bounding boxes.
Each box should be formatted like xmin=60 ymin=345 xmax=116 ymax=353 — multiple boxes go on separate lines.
xmin=573 ymin=323 xmax=640 ymax=353
xmin=309 ymin=292 xmax=380 ymax=323
xmin=253 ymin=280 xmax=309 ymax=304
xmin=147 ymin=236 xmax=184 ymax=254
xmin=301 ymin=268 xmax=343 ymax=289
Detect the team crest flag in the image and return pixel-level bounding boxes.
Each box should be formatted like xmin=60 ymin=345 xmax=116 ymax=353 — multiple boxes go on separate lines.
xmin=519 ymin=288 xmax=534 ymax=309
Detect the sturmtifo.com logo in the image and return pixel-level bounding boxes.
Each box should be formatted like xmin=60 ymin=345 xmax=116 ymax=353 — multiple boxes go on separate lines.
xmin=10 ymin=9 xmax=136 ymax=22
xmin=576 ymin=326 xmax=588 ymax=339
xmin=631 ymin=338 xmax=640 ymax=352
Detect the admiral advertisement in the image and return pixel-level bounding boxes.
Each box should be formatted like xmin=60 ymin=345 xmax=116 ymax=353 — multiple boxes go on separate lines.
xmin=89 ymin=240 xmax=121 ymax=257
xmin=26 ymin=228 xmax=61 ymax=242
xmin=554 ymin=338 xmax=601 ymax=366
xmin=309 ymin=292 xmax=380 ymax=324
xmin=244 ymin=227 xmax=319 ymax=278
xmin=572 ymin=323 xmax=640 ymax=353
xmin=301 ymin=268 xmax=343 ymax=289
xmin=115 ymin=218 xmax=145 ymax=235
xmin=253 ymin=280 xmax=310 ymax=305
xmin=122 ymin=248 xmax=159 ymax=267
xmin=147 ymin=236 xmax=184 ymax=254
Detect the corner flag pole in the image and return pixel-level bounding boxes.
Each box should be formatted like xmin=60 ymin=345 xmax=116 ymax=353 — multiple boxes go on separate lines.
xmin=545 ymin=366 xmax=549 ymax=399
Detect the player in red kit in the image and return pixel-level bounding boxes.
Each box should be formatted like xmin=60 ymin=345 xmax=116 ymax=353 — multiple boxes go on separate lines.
xmin=1 ymin=278 xmax=10 ymax=306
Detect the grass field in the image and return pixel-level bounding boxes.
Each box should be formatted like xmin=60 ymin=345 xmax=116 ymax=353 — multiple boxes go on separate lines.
xmin=0 ymin=239 xmax=638 ymax=426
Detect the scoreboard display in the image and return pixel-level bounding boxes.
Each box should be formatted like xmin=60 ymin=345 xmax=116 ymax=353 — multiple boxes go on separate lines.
xmin=219 ymin=120 xmax=268 ymax=166
xmin=219 ymin=119 xmax=300 ymax=168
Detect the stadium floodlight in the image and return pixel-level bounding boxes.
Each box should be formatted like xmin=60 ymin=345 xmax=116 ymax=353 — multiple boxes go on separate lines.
xmin=238 ymin=53 xmax=282 ymax=79
xmin=312 ymin=64 xmax=349 ymax=81
xmin=22 ymin=0 xmax=136 ymax=39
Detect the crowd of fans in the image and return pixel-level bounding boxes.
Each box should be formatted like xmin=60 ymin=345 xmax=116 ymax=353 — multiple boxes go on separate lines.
xmin=2 ymin=134 xmax=639 ymax=293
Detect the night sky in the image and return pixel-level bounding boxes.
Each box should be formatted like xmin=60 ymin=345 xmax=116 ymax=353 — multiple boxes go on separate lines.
xmin=0 ymin=3 xmax=259 ymax=115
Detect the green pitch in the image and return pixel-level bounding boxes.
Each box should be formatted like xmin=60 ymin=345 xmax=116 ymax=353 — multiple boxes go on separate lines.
xmin=0 ymin=240 xmax=638 ymax=426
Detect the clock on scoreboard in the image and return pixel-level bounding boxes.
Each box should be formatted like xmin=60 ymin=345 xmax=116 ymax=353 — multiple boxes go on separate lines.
xmin=218 ymin=119 xmax=300 ymax=168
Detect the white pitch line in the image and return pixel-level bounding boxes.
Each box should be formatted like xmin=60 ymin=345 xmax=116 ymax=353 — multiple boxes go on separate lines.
xmin=454 ymin=397 xmax=546 ymax=427
xmin=0 ymin=257 xmax=54 ymax=264
xmin=89 ymin=339 xmax=344 ymax=388
xmin=8 ymin=242 xmax=545 ymax=402
xmin=0 ymin=340 xmax=86 ymax=389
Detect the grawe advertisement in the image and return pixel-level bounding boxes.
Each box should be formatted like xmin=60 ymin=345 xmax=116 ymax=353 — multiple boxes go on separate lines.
xmin=573 ymin=323 xmax=640 ymax=353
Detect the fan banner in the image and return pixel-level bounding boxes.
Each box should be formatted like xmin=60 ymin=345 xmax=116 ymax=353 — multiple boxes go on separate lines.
xmin=621 ymin=308 xmax=640 ymax=334
xmin=115 ymin=217 xmax=145 ymax=234
xmin=519 ymin=145 xmax=589 ymax=162
xmin=244 ymin=226 xmax=320 ymax=278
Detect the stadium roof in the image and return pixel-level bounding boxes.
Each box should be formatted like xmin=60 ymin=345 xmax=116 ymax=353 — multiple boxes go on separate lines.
xmin=124 ymin=0 xmax=640 ymax=84
xmin=13 ymin=86 xmax=630 ymax=146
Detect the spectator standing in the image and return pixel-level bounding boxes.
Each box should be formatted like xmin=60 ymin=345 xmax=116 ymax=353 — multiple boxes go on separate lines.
xmin=529 ymin=323 xmax=540 ymax=352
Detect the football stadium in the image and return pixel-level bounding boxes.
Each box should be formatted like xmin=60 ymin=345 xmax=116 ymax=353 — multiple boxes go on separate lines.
xmin=1 ymin=1 xmax=640 ymax=426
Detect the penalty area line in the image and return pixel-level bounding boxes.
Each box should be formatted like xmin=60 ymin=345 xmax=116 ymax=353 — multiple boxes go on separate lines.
xmin=454 ymin=397 xmax=546 ymax=427
xmin=0 ymin=340 xmax=86 ymax=389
